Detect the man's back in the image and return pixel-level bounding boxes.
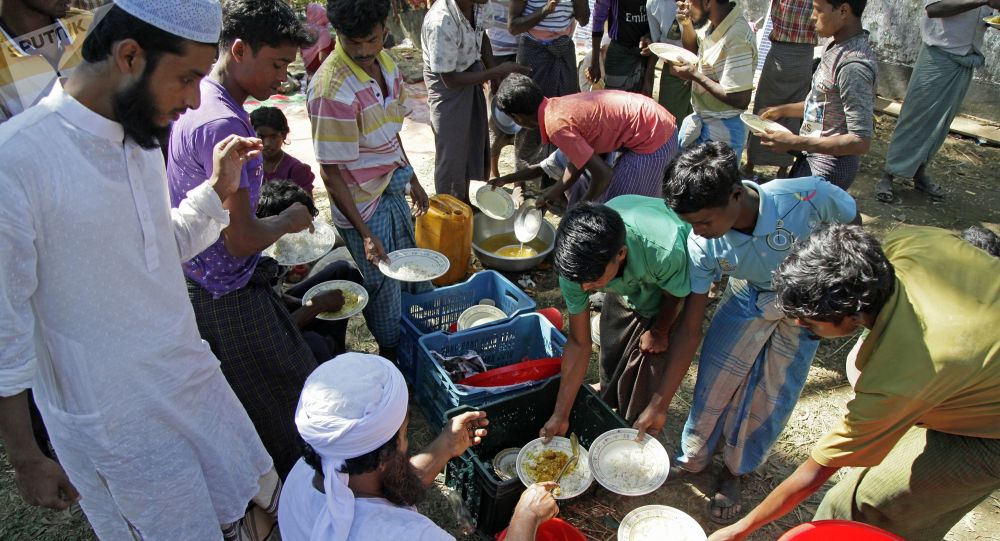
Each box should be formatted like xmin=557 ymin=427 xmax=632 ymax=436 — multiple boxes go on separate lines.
xmin=543 ymin=90 xmax=673 ymax=159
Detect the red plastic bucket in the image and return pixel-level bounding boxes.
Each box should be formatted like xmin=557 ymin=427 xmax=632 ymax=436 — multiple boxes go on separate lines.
xmin=778 ymin=520 xmax=905 ymax=540
xmin=495 ymin=518 xmax=586 ymax=541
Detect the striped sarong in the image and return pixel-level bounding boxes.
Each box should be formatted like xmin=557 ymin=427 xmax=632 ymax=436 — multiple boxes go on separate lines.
xmin=815 ymin=426 xmax=1000 ymax=540
xmin=567 ymin=131 xmax=679 ymax=207
xmin=514 ymin=35 xmax=580 ymax=171
xmin=884 ymin=44 xmax=984 ymax=180
xmin=187 ymin=258 xmax=317 ymax=479
xmin=675 ymin=278 xmax=819 ymax=475
xmin=337 ymin=165 xmax=432 ymax=349
xmin=679 ymin=112 xmax=748 ymax=159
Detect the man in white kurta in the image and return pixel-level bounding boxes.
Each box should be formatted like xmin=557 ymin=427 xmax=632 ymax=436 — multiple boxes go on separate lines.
xmin=0 ymin=1 xmax=273 ymax=539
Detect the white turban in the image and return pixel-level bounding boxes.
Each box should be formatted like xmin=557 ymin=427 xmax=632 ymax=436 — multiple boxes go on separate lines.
xmin=295 ymin=353 xmax=409 ymax=541
xmin=114 ymin=0 xmax=223 ymax=44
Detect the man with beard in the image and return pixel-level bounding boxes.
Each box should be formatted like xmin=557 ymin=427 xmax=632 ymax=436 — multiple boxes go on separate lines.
xmin=0 ymin=2 xmax=279 ymax=539
xmin=657 ymin=142 xmax=858 ymax=524
xmin=279 ymin=353 xmax=561 ymax=541
xmin=0 ymin=0 xmax=93 ymax=123
xmin=670 ymin=0 xmax=755 ymax=159
xmin=167 ymin=0 xmax=317 ymax=481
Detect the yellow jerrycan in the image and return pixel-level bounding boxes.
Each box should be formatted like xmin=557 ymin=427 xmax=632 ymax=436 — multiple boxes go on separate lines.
xmin=416 ymin=194 xmax=472 ymax=286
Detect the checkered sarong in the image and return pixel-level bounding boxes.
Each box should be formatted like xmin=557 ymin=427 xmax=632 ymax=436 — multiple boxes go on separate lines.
xmin=187 ymin=259 xmax=317 ymax=479
xmin=337 ymin=165 xmax=432 ymax=348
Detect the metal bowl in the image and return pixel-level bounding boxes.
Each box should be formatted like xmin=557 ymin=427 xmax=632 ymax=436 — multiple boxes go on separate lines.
xmin=473 ymin=212 xmax=556 ymax=273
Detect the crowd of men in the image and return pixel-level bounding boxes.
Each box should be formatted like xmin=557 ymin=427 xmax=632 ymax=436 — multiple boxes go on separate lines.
xmin=0 ymin=0 xmax=997 ymax=540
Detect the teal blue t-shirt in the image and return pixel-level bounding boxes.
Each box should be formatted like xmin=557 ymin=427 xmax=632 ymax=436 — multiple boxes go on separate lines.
xmin=687 ymin=177 xmax=857 ymax=294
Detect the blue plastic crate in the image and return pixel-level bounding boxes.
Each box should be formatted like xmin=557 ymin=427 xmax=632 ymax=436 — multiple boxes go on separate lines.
xmin=398 ymin=270 xmax=536 ymax=384
xmin=414 ymin=313 xmax=565 ymax=427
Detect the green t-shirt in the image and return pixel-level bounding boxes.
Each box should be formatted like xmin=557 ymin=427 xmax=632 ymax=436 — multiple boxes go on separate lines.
xmin=559 ymin=195 xmax=692 ymax=318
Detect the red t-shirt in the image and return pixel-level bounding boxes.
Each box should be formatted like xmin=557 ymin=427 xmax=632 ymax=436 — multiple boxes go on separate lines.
xmin=539 ymin=91 xmax=676 ymax=169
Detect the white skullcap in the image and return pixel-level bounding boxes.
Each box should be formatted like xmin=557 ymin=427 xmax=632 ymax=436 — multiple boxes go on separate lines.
xmin=295 ymin=353 xmax=409 ymax=541
xmin=114 ymin=0 xmax=223 ymax=44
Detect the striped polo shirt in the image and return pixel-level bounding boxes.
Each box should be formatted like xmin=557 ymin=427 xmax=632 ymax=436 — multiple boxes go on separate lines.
xmin=0 ymin=9 xmax=91 ymax=123
xmin=521 ymin=0 xmax=577 ymax=41
xmin=691 ymin=8 xmax=756 ymax=117
xmin=307 ymin=42 xmax=408 ymax=228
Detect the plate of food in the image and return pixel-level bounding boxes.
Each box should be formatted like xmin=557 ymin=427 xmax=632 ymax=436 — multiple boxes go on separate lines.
xmin=265 ymin=218 xmax=338 ymax=266
xmin=740 ymin=112 xmax=793 ymax=135
xmin=301 ymin=280 xmax=368 ymax=321
xmin=648 ymin=43 xmax=698 ymax=65
xmin=588 ymin=429 xmax=669 ymax=496
xmin=985 ymin=14 xmax=1000 ymax=30
xmin=379 ymin=248 xmax=450 ymax=282
xmin=617 ymin=505 xmax=706 ymax=541
xmin=492 ymin=447 xmax=521 ymax=481
xmin=516 ymin=436 xmax=593 ymax=500
xmin=472 ymin=185 xmax=516 ymax=220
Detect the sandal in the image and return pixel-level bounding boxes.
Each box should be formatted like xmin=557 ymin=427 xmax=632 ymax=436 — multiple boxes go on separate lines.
xmin=914 ymin=174 xmax=945 ymax=201
xmin=875 ymin=174 xmax=894 ymax=203
xmin=706 ymin=472 xmax=744 ymax=525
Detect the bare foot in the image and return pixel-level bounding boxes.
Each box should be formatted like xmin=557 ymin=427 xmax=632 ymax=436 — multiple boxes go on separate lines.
xmin=707 ymin=470 xmax=743 ymax=524
xmin=667 ymin=465 xmax=694 ymax=483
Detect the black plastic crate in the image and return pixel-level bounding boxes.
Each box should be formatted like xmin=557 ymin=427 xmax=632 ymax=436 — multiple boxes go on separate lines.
xmin=443 ymin=378 xmax=627 ymax=536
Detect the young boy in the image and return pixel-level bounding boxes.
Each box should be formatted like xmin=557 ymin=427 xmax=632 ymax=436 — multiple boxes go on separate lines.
xmin=166 ymin=0 xmax=316 ymax=480
xmin=541 ymin=197 xmax=691 ymax=441
xmin=712 ymin=225 xmax=1000 ymax=541
xmin=250 ymin=106 xmax=316 ymax=197
xmin=755 ymin=0 xmax=876 ymax=189
xmin=495 ymin=74 xmax=678 ymax=207
xmin=657 ymin=141 xmax=858 ymax=523
xmin=256 ymin=181 xmax=364 ymax=361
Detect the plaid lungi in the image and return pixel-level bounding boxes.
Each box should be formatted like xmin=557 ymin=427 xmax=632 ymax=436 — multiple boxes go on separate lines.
xmin=675 ymin=278 xmax=819 ymax=475
xmin=679 ymin=113 xmax=749 ymax=159
xmin=815 ymin=427 xmax=1000 ymax=540
xmin=187 ymin=258 xmax=317 ymax=480
xmin=791 ymin=152 xmax=859 ymax=190
xmin=337 ymin=165 xmax=432 ymax=349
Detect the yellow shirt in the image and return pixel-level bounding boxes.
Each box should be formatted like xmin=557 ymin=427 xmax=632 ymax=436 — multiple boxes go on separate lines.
xmin=813 ymin=226 xmax=1000 ymax=468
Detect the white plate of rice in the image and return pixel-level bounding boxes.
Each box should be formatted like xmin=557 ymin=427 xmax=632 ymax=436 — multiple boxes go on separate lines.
xmin=588 ymin=428 xmax=669 ymax=496
xmin=378 ymin=248 xmax=450 ymax=282
xmin=264 ymin=218 xmax=337 ymax=266
xmin=648 ymin=43 xmax=698 ymax=65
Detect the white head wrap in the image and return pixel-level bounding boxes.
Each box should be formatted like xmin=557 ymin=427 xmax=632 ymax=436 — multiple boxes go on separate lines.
xmin=114 ymin=0 xmax=223 ymax=44
xmin=295 ymin=353 xmax=409 ymax=541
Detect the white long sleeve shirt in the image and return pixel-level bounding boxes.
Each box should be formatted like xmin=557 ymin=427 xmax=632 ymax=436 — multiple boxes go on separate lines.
xmin=0 ymin=83 xmax=272 ymax=540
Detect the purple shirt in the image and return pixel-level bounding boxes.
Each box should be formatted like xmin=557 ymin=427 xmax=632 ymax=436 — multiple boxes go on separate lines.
xmin=263 ymin=152 xmax=316 ymax=197
xmin=167 ymin=78 xmax=264 ymax=298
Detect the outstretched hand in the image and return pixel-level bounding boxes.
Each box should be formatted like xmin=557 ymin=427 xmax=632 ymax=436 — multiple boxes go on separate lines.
xmin=441 ymin=410 xmax=490 ymax=458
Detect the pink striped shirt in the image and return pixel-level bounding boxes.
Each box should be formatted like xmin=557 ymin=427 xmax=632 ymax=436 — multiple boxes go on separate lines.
xmin=307 ymin=42 xmax=408 ymax=227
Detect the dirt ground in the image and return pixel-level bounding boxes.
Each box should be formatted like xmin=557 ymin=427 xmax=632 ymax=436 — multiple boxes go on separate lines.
xmin=2 ymin=49 xmax=998 ymax=540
